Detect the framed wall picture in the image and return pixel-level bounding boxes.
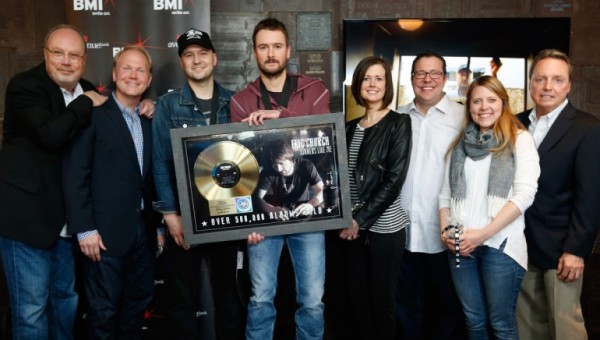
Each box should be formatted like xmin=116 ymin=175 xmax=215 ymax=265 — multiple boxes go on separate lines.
xmin=170 ymin=113 xmax=351 ymax=245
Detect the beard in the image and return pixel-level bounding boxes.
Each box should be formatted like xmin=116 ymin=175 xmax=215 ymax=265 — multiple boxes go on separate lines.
xmin=258 ymin=58 xmax=287 ymax=78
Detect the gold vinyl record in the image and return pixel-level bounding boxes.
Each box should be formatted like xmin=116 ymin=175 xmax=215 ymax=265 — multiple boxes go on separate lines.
xmin=194 ymin=141 xmax=260 ymax=200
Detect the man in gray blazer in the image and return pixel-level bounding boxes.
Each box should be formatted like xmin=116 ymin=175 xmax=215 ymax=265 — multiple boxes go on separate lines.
xmin=516 ymin=49 xmax=600 ymax=340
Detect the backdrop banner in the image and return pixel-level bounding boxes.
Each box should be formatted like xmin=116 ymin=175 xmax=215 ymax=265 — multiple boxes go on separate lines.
xmin=65 ymin=0 xmax=210 ymax=99
xmin=65 ymin=1 xmax=219 ymax=338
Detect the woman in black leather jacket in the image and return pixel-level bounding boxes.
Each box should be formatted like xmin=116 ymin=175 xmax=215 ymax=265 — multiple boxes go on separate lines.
xmin=338 ymin=56 xmax=412 ymax=340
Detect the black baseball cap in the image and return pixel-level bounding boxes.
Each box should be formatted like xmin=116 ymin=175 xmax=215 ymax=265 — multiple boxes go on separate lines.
xmin=177 ymin=28 xmax=215 ymax=56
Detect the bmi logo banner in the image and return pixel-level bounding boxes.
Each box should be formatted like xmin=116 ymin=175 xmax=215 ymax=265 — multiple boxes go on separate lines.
xmin=65 ymin=0 xmax=210 ymax=99
xmin=65 ymin=1 xmax=218 ymax=338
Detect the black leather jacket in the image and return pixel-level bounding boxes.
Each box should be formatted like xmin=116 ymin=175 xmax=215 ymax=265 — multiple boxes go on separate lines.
xmin=346 ymin=111 xmax=412 ymax=230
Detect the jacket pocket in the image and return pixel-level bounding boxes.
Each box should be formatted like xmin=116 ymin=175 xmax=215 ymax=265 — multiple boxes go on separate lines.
xmin=368 ymin=158 xmax=386 ymax=182
xmin=171 ymin=116 xmax=206 ymax=128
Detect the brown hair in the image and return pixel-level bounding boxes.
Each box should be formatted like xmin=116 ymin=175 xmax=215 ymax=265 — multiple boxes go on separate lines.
xmin=350 ymin=56 xmax=394 ymax=110
xmin=411 ymin=50 xmax=447 ymax=76
xmin=267 ymin=139 xmax=294 ymax=163
xmin=252 ymin=17 xmax=289 ymax=49
xmin=529 ymin=49 xmax=572 ymax=81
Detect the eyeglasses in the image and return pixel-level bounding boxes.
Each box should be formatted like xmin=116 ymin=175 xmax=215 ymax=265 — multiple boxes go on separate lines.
xmin=45 ymin=48 xmax=84 ymax=64
xmin=412 ymin=71 xmax=445 ymax=79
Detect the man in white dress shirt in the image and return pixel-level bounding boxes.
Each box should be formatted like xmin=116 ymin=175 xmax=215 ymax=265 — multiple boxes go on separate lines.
xmin=395 ymin=50 xmax=466 ymax=340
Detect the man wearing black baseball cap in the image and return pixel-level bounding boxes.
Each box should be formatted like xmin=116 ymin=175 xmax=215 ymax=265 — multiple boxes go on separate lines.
xmin=177 ymin=28 xmax=215 ymax=55
xmin=153 ymin=28 xmax=247 ymax=339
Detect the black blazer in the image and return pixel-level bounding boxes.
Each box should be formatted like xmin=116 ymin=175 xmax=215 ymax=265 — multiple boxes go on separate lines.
xmin=63 ymin=95 xmax=160 ymax=257
xmin=0 ymin=62 xmax=94 ymax=248
xmin=517 ymin=103 xmax=600 ymax=269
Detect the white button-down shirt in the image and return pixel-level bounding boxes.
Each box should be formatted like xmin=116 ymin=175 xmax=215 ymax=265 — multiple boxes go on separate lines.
xmin=397 ymin=94 xmax=464 ymax=253
xmin=527 ymin=99 xmax=568 ymax=148
xmin=438 ymin=131 xmax=540 ymax=269
xmin=60 ymin=83 xmax=84 ymax=237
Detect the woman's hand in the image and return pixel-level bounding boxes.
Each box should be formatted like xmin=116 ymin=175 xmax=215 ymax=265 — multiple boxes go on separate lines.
xmin=339 ymin=219 xmax=360 ymax=241
xmin=458 ymin=228 xmax=485 ymax=257
xmin=441 ymin=231 xmax=456 ymax=253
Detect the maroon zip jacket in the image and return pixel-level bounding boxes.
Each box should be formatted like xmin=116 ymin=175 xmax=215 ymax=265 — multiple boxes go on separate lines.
xmin=230 ymin=73 xmax=330 ymax=122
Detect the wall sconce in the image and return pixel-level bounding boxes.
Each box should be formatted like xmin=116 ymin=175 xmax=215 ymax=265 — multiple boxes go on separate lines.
xmin=398 ymin=19 xmax=424 ymax=31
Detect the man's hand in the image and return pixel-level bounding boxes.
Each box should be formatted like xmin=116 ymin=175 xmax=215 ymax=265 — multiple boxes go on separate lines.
xmin=139 ymin=98 xmax=155 ymax=118
xmin=557 ymin=252 xmax=585 ymax=282
xmin=292 ymin=203 xmax=314 ymax=217
xmin=247 ymin=232 xmax=265 ymax=245
xmin=83 ymin=91 xmax=108 ymax=107
xmin=79 ymin=233 xmax=107 ymax=262
xmin=242 ymin=109 xmax=281 ymax=126
xmin=164 ymin=213 xmax=189 ymax=250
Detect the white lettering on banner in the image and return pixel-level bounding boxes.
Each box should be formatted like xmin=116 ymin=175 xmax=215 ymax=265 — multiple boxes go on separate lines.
xmin=73 ymin=0 xmax=103 ymax=11
xmin=112 ymin=47 xmax=124 ymax=57
xmin=86 ymin=42 xmax=110 ymax=49
xmin=153 ymin=0 xmax=182 ymax=10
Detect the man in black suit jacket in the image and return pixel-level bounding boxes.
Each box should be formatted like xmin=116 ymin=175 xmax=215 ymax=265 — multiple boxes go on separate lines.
xmin=0 ymin=24 xmax=107 ymax=339
xmin=63 ymin=46 xmax=161 ymax=339
xmin=516 ymin=49 xmax=600 ymax=340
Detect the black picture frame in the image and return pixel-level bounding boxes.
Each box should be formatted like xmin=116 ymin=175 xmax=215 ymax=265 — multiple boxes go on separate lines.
xmin=170 ymin=113 xmax=352 ymax=245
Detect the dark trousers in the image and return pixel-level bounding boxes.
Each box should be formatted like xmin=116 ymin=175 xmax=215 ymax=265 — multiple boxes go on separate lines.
xmin=327 ymin=228 xmax=405 ymax=340
xmin=81 ymin=224 xmax=154 ymax=340
xmin=161 ymin=237 xmax=247 ymax=340
xmin=395 ymin=250 xmax=466 ymax=340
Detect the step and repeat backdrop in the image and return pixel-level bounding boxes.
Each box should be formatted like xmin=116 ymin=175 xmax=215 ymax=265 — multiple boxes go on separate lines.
xmin=67 ymin=0 xmax=210 ymax=98
xmin=65 ymin=1 xmax=223 ymax=338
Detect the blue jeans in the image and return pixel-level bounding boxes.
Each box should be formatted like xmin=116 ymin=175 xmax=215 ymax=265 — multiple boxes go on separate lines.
xmin=246 ymin=231 xmax=325 ymax=340
xmin=449 ymin=243 xmax=525 ymax=340
xmin=0 ymin=235 xmax=77 ymax=340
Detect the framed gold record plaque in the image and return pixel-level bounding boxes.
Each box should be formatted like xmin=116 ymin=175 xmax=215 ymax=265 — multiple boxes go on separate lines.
xmin=170 ymin=113 xmax=352 ymax=245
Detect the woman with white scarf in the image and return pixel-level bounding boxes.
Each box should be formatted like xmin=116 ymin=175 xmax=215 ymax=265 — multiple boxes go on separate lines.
xmin=438 ymin=75 xmax=540 ymax=339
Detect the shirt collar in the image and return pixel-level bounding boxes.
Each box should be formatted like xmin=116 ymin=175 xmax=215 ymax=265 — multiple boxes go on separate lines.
xmin=528 ymin=99 xmax=568 ymax=126
xmin=60 ymin=83 xmax=84 ymax=104
xmin=112 ymin=92 xmax=141 ymax=116
xmin=407 ymin=93 xmax=454 ymax=116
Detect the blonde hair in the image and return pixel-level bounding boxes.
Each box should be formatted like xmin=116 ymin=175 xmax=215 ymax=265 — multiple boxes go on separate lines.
xmin=447 ymin=75 xmax=524 ymax=157
xmin=113 ymin=46 xmax=153 ymax=73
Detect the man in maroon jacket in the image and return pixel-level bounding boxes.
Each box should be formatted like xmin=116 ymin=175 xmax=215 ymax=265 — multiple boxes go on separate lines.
xmin=230 ymin=17 xmax=331 ymax=340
